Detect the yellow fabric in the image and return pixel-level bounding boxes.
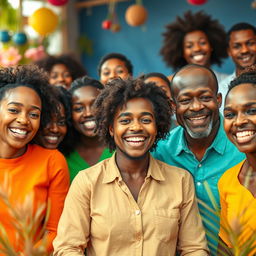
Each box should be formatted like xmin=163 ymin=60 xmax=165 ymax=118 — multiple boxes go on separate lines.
xmin=0 ymin=144 xmax=70 ymax=255
xmin=218 ymin=160 xmax=256 ymax=256
xmin=53 ymin=153 xmax=209 ymax=256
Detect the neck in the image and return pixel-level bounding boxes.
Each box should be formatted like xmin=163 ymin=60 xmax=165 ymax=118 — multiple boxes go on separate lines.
xmin=0 ymin=144 xmax=27 ymax=159
xmin=79 ymin=134 xmax=104 ymax=148
xmin=115 ymin=150 xmax=150 ymax=176
xmin=245 ymin=153 xmax=256 ymax=173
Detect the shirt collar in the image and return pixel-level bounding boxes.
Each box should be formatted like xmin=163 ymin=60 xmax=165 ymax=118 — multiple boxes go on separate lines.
xmin=174 ymin=115 xmax=226 ymax=156
xmin=102 ymin=153 xmax=165 ymax=184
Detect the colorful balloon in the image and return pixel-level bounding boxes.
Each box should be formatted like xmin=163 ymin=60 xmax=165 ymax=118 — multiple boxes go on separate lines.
xmin=13 ymin=32 xmax=28 ymax=45
xmin=187 ymin=0 xmax=207 ymax=5
xmin=28 ymin=7 xmax=58 ymax=36
xmin=47 ymin=0 xmax=68 ymax=6
xmin=125 ymin=4 xmax=148 ymax=27
xmin=0 ymin=30 xmax=11 ymax=43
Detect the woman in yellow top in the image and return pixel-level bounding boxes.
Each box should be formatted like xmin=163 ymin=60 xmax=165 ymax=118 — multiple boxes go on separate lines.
xmin=53 ymin=78 xmax=209 ymax=255
xmin=218 ymin=67 xmax=256 ymax=255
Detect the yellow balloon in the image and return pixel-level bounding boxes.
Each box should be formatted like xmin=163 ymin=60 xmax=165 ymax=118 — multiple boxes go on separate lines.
xmin=29 ymin=7 xmax=58 ymax=36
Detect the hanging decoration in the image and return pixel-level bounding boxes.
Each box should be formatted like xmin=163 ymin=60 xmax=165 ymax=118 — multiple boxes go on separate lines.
xmin=101 ymin=0 xmax=121 ymax=33
xmin=47 ymin=0 xmax=69 ymax=7
xmin=0 ymin=30 xmax=11 ymax=43
xmin=28 ymin=7 xmax=58 ymax=36
xmin=125 ymin=0 xmax=147 ymax=27
xmin=12 ymin=32 xmax=27 ymax=45
xmin=187 ymin=0 xmax=207 ymax=5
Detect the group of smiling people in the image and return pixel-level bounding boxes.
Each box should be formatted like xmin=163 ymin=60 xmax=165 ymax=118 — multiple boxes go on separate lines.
xmin=1 ymin=9 xmax=256 ymax=256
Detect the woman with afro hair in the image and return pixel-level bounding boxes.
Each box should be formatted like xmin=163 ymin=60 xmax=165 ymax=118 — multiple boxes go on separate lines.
xmin=160 ymin=10 xmax=229 ymax=83
xmin=53 ymin=78 xmax=209 ymax=256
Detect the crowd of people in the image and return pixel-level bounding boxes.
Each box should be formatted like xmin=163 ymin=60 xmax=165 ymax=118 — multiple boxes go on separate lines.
xmin=0 ymin=9 xmax=256 ymax=256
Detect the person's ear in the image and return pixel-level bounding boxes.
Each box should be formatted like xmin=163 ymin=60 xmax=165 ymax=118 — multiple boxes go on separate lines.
xmin=217 ymin=92 xmax=222 ymax=109
xmin=109 ymin=125 xmax=114 ymax=137
xmin=171 ymin=99 xmax=177 ymax=113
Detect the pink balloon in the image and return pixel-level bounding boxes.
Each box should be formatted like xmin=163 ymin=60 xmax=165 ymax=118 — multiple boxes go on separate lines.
xmin=47 ymin=0 xmax=68 ymax=6
xmin=187 ymin=0 xmax=207 ymax=5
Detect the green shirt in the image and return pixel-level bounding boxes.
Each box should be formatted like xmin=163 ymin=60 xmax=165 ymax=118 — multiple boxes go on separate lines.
xmin=66 ymin=148 xmax=113 ymax=182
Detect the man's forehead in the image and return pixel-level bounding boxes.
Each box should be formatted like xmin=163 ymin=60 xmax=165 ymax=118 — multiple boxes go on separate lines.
xmin=172 ymin=67 xmax=216 ymax=91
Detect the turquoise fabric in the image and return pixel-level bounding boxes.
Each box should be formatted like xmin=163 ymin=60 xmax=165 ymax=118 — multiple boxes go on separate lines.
xmin=152 ymin=117 xmax=245 ymax=255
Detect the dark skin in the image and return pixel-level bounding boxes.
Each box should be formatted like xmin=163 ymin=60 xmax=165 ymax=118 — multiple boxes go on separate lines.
xmin=76 ymin=135 xmax=106 ymax=167
xmin=172 ymin=66 xmax=222 ymax=161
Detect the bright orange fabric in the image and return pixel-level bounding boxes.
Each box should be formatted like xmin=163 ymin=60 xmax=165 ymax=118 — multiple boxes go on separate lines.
xmin=0 ymin=144 xmax=70 ymax=255
xmin=218 ymin=160 xmax=256 ymax=256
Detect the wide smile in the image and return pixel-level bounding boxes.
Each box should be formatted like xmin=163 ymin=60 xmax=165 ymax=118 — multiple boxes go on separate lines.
xmin=186 ymin=114 xmax=209 ymax=127
xmin=192 ymin=54 xmax=205 ymax=62
xmin=238 ymin=55 xmax=253 ymax=65
xmin=235 ymin=130 xmax=256 ymax=144
xmin=9 ymin=128 xmax=29 ymax=139
xmin=124 ymin=136 xmax=147 ymax=148
xmin=82 ymin=120 xmax=96 ymax=130
xmin=44 ymin=135 xmax=60 ymax=144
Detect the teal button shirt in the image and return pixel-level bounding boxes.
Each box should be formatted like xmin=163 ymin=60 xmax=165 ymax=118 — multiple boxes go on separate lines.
xmin=152 ymin=118 xmax=245 ymax=254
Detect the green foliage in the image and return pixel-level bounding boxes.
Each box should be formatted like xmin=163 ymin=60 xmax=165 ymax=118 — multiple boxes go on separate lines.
xmin=0 ymin=0 xmax=19 ymax=30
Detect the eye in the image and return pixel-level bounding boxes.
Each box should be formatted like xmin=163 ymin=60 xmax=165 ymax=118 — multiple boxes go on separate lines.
xmin=63 ymin=73 xmax=72 ymax=78
xmin=8 ymin=108 xmax=19 ymax=114
xmin=178 ymin=98 xmax=190 ymax=104
xmin=224 ymin=112 xmax=235 ymax=119
xmin=29 ymin=112 xmax=40 ymax=119
xmin=200 ymin=96 xmax=212 ymax=102
xmin=247 ymin=41 xmax=256 ymax=47
xmin=73 ymin=106 xmax=84 ymax=113
xmin=102 ymin=71 xmax=110 ymax=76
xmin=116 ymin=69 xmax=124 ymax=75
xmin=141 ymin=117 xmax=152 ymax=124
xmin=232 ymin=44 xmax=241 ymax=50
xmin=247 ymin=108 xmax=256 ymax=115
xmin=119 ymin=119 xmax=130 ymax=124
xmin=57 ymin=120 xmax=66 ymax=126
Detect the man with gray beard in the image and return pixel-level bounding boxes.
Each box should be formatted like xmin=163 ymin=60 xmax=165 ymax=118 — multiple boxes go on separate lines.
xmin=152 ymin=64 xmax=245 ymax=255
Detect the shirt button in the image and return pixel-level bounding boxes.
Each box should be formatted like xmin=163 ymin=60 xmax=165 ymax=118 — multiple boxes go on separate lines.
xmin=197 ymin=181 xmax=201 ymax=186
xmin=136 ymin=233 xmax=142 ymax=241
xmin=198 ymin=164 xmax=202 ymax=167
xmin=135 ymin=210 xmax=141 ymax=215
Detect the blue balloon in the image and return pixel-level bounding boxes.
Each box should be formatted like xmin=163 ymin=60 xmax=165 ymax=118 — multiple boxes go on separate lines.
xmin=0 ymin=30 xmax=11 ymax=43
xmin=13 ymin=32 xmax=28 ymax=45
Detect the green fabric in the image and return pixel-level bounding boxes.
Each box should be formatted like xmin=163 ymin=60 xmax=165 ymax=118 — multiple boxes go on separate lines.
xmin=66 ymin=148 xmax=113 ymax=182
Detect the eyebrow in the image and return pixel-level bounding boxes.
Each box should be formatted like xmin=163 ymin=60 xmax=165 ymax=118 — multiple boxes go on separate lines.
xmin=224 ymin=102 xmax=256 ymax=111
xmin=117 ymin=112 xmax=154 ymax=118
xmin=8 ymin=102 xmax=41 ymax=111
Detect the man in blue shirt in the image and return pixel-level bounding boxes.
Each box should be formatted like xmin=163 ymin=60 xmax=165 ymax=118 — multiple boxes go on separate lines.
xmin=153 ymin=64 xmax=245 ymax=255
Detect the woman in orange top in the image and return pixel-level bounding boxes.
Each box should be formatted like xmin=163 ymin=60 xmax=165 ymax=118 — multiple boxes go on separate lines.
xmin=218 ymin=68 xmax=256 ymax=255
xmin=0 ymin=65 xmax=70 ymax=255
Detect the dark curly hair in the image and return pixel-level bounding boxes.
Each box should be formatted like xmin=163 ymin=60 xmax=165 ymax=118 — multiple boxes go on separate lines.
xmin=93 ymin=78 xmax=172 ymax=152
xmin=34 ymin=54 xmax=87 ymax=81
xmin=0 ymin=65 xmax=57 ymax=129
xmin=97 ymin=52 xmax=133 ymax=76
xmin=160 ymin=10 xmax=228 ymax=70
xmin=227 ymin=64 xmax=256 ymax=99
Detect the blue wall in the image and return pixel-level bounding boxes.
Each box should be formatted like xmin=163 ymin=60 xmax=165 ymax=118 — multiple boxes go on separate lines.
xmin=79 ymin=0 xmax=255 ymax=79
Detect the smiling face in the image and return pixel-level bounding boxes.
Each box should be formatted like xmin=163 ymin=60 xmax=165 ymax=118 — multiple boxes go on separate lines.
xmin=35 ymin=103 xmax=67 ymax=149
xmin=109 ymin=97 xmax=157 ymax=160
xmin=144 ymin=76 xmax=172 ymax=98
xmin=224 ymin=83 xmax=256 ymax=153
xmin=228 ymin=29 xmax=256 ymax=73
xmin=0 ymin=86 xmax=41 ymax=157
xmin=72 ymin=86 xmax=100 ymax=137
xmin=183 ymin=30 xmax=212 ymax=67
xmin=49 ymin=64 xmax=73 ymax=89
xmin=100 ymin=58 xmax=130 ymax=85
xmin=172 ymin=67 xmax=221 ymax=140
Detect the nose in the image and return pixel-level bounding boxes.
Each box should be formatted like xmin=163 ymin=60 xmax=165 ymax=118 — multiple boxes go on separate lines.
xmin=48 ymin=121 xmax=59 ymax=133
xmin=241 ymin=44 xmax=249 ymax=54
xmin=192 ymin=43 xmax=201 ymax=52
xmin=234 ymin=112 xmax=248 ymax=127
xmin=16 ymin=113 xmax=29 ymax=125
xmin=189 ymin=98 xmax=204 ymax=112
xmin=82 ymin=106 xmax=92 ymax=117
xmin=129 ymin=120 xmax=143 ymax=131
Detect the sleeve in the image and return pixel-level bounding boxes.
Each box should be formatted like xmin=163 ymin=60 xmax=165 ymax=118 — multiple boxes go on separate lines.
xmin=218 ymin=175 xmax=231 ymax=247
xmin=177 ymin=172 xmax=210 ymax=255
xmin=36 ymin=150 xmax=70 ymax=253
xmin=53 ymin=171 xmax=91 ymax=256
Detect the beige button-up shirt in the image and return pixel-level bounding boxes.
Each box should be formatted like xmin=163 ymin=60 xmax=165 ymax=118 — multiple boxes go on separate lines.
xmin=53 ymin=154 xmax=209 ymax=256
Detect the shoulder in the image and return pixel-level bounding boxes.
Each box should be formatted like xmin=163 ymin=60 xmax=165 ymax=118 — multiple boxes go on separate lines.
xmin=157 ymin=126 xmax=182 ymax=147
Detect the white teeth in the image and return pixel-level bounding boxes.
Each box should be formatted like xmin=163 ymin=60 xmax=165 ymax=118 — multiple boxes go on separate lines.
xmin=236 ymin=131 xmax=255 ymax=138
xmin=190 ymin=116 xmax=206 ymax=120
xmin=45 ymin=136 xmax=58 ymax=142
xmin=125 ymin=137 xmax=145 ymax=142
xmin=193 ymin=55 xmax=204 ymax=61
xmin=83 ymin=121 xmax=96 ymax=129
xmin=241 ymin=56 xmax=250 ymax=62
xmin=10 ymin=128 xmax=27 ymax=135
